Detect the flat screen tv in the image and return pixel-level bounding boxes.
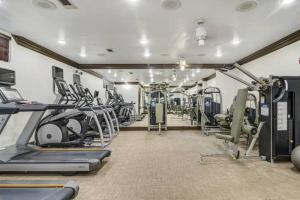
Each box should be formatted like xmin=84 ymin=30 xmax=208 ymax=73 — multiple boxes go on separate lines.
xmin=0 ymin=68 xmax=15 ymax=86
xmin=52 ymin=66 xmax=64 ymax=79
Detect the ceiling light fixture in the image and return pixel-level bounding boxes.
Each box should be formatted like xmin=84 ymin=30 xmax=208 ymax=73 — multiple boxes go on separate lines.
xmin=58 ymin=39 xmax=66 ymax=45
xmin=179 ymin=58 xmax=186 ymax=71
xmin=281 ymin=0 xmax=295 ymax=5
xmin=196 ymin=69 xmax=201 ymax=73
xmin=179 ymin=59 xmax=186 ymax=66
xmin=216 ymin=47 xmax=223 ymax=58
xmin=196 ymin=19 xmax=207 ymax=46
xmin=149 ymin=73 xmax=153 ymax=78
xmin=144 ymin=49 xmax=151 ymax=58
xmin=80 ymin=49 xmax=87 ymax=58
xmin=113 ymin=73 xmax=117 ymax=78
xmin=149 ymin=69 xmax=152 ymax=73
xmin=180 ymin=65 xmax=185 ymax=71
xmin=140 ymin=36 xmax=149 ymax=45
xmin=232 ymin=38 xmax=241 ymax=46
xmin=107 ymin=69 xmax=112 ymax=74
xmin=192 ymin=72 xmax=195 ymax=77
xmin=150 ymin=78 xmax=154 ymax=82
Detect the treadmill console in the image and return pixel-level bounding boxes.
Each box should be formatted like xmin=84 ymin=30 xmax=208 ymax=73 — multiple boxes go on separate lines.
xmin=0 ymin=98 xmax=11 ymax=135
xmin=0 ymin=87 xmax=24 ymax=103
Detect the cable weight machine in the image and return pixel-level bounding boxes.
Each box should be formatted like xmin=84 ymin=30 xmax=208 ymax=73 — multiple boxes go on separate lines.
xmin=148 ymin=83 xmax=168 ymax=133
xmin=219 ymin=63 xmax=300 ymax=163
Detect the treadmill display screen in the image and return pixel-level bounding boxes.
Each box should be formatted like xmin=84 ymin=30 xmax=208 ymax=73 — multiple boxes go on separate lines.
xmin=0 ymin=87 xmax=23 ymax=102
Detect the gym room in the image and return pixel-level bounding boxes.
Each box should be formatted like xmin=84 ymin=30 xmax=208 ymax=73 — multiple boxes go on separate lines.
xmin=0 ymin=0 xmax=300 ymax=199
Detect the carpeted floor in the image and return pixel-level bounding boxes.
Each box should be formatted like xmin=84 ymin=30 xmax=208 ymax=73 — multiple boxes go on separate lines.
xmin=1 ymin=130 xmax=300 ymax=200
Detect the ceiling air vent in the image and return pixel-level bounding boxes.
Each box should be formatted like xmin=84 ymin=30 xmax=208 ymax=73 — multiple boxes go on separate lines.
xmin=236 ymin=0 xmax=258 ymax=12
xmin=32 ymin=0 xmax=57 ymax=10
xmin=161 ymin=0 xmax=182 ymax=11
xmin=58 ymin=0 xmax=77 ymax=9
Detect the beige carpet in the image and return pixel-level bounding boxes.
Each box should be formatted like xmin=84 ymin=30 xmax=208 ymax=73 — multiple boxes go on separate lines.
xmin=1 ymin=131 xmax=300 ymax=200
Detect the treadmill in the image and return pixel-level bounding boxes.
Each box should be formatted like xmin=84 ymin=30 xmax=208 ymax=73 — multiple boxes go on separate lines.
xmin=0 ymin=180 xmax=79 ymax=200
xmin=0 ymin=105 xmax=79 ymax=200
xmin=0 ymin=69 xmax=110 ymax=174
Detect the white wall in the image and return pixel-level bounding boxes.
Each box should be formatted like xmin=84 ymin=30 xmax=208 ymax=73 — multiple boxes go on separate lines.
xmin=216 ymin=41 xmax=300 ymax=112
xmin=0 ymin=29 xmax=104 ymax=147
xmin=115 ymin=84 xmax=139 ymax=112
xmin=203 ymin=77 xmax=217 ymax=88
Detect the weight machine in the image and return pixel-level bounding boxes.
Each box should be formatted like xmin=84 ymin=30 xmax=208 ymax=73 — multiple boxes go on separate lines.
xmin=148 ymin=83 xmax=168 ymax=133
xmin=218 ymin=63 xmax=300 ymax=162
xmin=200 ymin=87 xmax=222 ymax=135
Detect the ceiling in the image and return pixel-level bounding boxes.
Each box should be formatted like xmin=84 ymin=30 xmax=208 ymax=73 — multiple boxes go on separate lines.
xmin=0 ymin=0 xmax=299 ymax=65
xmin=96 ymin=68 xmax=215 ymax=86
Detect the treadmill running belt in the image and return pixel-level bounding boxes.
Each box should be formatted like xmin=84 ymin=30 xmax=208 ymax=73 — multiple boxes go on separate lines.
xmin=0 ymin=188 xmax=74 ymax=200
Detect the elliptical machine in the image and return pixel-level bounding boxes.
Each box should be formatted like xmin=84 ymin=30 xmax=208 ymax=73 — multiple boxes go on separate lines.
xmin=35 ymin=78 xmax=113 ymax=148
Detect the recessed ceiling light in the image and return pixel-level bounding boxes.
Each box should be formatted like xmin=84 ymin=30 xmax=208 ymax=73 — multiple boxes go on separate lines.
xmin=281 ymin=0 xmax=295 ymax=5
xmin=232 ymin=38 xmax=241 ymax=46
xmin=144 ymin=49 xmax=151 ymax=58
xmin=196 ymin=69 xmax=201 ymax=73
xmin=149 ymin=73 xmax=153 ymax=78
xmin=113 ymin=73 xmax=117 ymax=77
xmin=107 ymin=69 xmax=112 ymax=74
xmin=140 ymin=36 xmax=149 ymax=45
xmin=192 ymin=72 xmax=195 ymax=77
xmin=149 ymin=69 xmax=152 ymax=73
xmin=150 ymin=78 xmax=154 ymax=82
xmin=161 ymin=0 xmax=182 ymax=11
xmin=58 ymin=39 xmax=66 ymax=45
xmin=236 ymin=0 xmax=258 ymax=12
xmin=216 ymin=47 xmax=223 ymax=58
xmin=80 ymin=49 xmax=87 ymax=58
xmin=32 ymin=0 xmax=57 ymax=10
xmin=180 ymin=65 xmax=185 ymax=71
xmin=0 ymin=0 xmax=4 ymax=5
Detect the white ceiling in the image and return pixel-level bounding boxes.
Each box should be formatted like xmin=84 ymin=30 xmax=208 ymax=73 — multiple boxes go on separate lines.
xmin=96 ymin=68 xmax=215 ymax=86
xmin=0 ymin=0 xmax=299 ymax=66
